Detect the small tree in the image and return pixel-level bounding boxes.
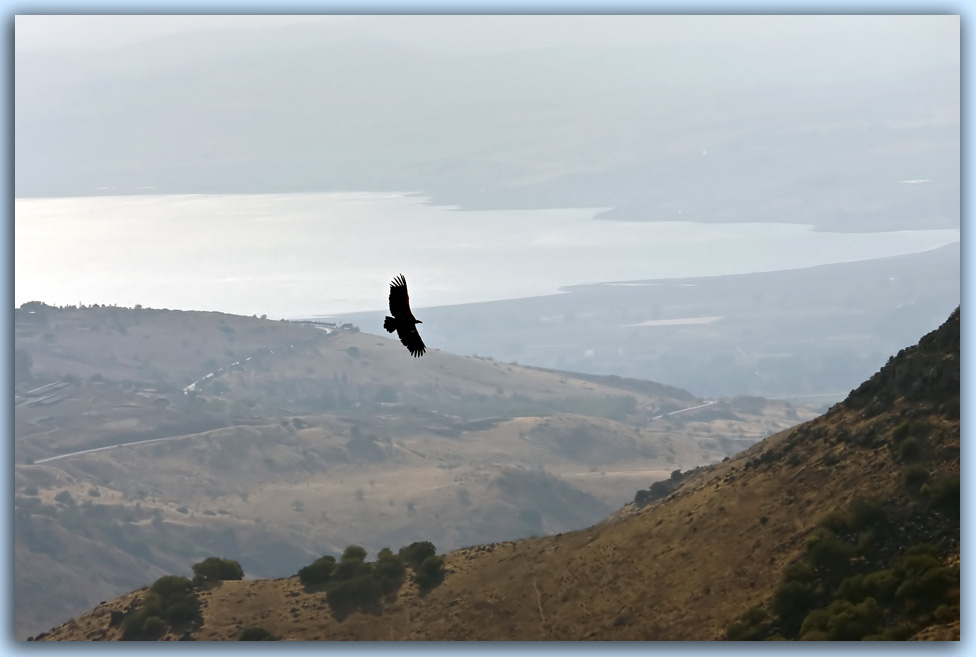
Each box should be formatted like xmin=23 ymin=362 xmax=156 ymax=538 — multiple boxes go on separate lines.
xmin=373 ymin=548 xmax=406 ymax=595
xmin=239 ymin=626 xmax=277 ymax=641
xmin=192 ymin=556 xmax=244 ymax=583
xmin=297 ymin=555 xmax=336 ymax=587
xmin=341 ymin=545 xmax=368 ymax=562
xmin=413 ymin=555 xmax=445 ymax=592
xmin=398 ymin=541 xmax=436 ymax=569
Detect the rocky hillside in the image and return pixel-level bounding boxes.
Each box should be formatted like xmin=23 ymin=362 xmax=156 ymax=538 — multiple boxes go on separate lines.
xmin=32 ymin=308 xmax=959 ymax=641
xmin=14 ymin=304 xmax=811 ymax=639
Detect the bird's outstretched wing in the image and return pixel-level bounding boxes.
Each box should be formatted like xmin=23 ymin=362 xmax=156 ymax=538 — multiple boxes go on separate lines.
xmin=389 ymin=274 xmax=414 ymax=320
xmin=397 ymin=325 xmax=426 ymax=357
xmin=388 ymin=274 xmax=426 ymax=357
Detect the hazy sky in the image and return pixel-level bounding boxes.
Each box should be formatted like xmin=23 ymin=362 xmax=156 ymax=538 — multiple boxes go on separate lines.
xmin=14 ymin=14 xmax=349 ymax=50
xmin=15 ymin=13 xmax=958 ymax=59
xmin=14 ymin=13 xmax=961 ymax=316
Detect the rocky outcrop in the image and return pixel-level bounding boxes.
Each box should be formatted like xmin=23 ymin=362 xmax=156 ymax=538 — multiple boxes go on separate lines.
xmin=841 ymin=307 xmax=959 ymax=414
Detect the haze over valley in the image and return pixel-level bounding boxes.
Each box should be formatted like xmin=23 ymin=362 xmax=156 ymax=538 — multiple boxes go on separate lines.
xmin=12 ymin=14 xmax=960 ymax=643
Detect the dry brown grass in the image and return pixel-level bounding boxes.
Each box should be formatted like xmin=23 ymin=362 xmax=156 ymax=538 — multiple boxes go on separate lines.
xmin=37 ymin=391 xmax=959 ymax=641
xmin=10 ymin=306 xmax=824 ymax=639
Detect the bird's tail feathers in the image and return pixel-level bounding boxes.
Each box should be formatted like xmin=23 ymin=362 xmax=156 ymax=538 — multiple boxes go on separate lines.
xmin=383 ymin=316 xmax=397 ymax=333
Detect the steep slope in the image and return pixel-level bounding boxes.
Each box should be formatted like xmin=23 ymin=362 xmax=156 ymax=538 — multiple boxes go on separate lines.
xmin=33 ymin=308 xmax=959 ymax=641
xmin=15 ymin=305 xmax=812 ymax=639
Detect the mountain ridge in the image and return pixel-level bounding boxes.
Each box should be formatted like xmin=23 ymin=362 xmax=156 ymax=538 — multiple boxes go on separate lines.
xmin=29 ymin=307 xmax=959 ymax=641
xmin=14 ymin=304 xmax=810 ymax=639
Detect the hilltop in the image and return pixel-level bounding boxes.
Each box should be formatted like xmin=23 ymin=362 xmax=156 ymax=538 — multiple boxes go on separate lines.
xmin=13 ymin=304 xmax=810 ymax=639
xmin=29 ymin=307 xmax=958 ymax=641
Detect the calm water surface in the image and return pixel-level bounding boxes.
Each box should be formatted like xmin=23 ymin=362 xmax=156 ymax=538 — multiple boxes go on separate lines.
xmin=15 ymin=192 xmax=960 ymax=318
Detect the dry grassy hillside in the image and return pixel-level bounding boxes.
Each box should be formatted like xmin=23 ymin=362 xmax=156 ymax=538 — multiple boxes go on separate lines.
xmin=14 ymin=304 xmax=814 ymax=640
xmin=32 ymin=309 xmax=959 ymax=641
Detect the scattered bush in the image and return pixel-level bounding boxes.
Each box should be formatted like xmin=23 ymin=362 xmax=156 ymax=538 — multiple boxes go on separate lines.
xmin=121 ymin=576 xmax=201 ymax=640
xmin=781 ymin=561 xmax=817 ymax=585
xmin=823 ymin=597 xmax=883 ymax=641
xmin=772 ymin=579 xmax=819 ymax=627
xmin=137 ymin=615 xmax=168 ymax=640
xmin=903 ymin=465 xmax=930 ymax=491
xmin=239 ymin=626 xmax=277 ymax=641
xmin=898 ymin=437 xmax=923 ymax=462
xmin=848 ymin=496 xmax=886 ymax=531
xmin=806 ymin=529 xmax=857 ymax=582
xmin=922 ymin=474 xmax=959 ymax=512
xmin=817 ymin=509 xmax=852 ymax=534
xmin=399 ymin=541 xmax=436 ymax=569
xmin=298 ymin=544 xmax=419 ymax=619
xmin=334 ymin=548 xmax=372 ymax=581
xmin=342 ymin=545 xmax=368 ymax=562
xmin=726 ymin=606 xmax=771 ymax=640
xmin=413 ymin=555 xmax=445 ymax=592
xmin=326 ymin=576 xmax=382 ymax=620
xmin=890 ymin=421 xmax=911 ymax=444
xmin=192 ymin=556 xmax=244 ymax=583
xmin=298 ymin=555 xmax=336 ymax=588
xmin=373 ymin=548 xmax=406 ymax=595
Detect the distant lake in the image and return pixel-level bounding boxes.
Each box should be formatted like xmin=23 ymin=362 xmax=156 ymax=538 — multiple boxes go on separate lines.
xmin=15 ymin=192 xmax=960 ymax=318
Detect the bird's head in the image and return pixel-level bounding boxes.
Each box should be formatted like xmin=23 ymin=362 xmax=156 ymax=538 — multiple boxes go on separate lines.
xmin=415 ymin=319 xmax=423 ymax=324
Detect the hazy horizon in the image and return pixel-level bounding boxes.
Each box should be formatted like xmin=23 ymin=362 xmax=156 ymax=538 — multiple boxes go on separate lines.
xmin=14 ymin=191 xmax=960 ymax=319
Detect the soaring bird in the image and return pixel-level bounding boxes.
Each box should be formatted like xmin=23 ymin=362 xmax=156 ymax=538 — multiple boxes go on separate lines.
xmin=384 ymin=274 xmax=426 ymax=357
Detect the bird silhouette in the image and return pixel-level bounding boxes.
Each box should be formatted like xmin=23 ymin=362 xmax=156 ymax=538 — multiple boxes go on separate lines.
xmin=383 ymin=274 xmax=426 ymax=357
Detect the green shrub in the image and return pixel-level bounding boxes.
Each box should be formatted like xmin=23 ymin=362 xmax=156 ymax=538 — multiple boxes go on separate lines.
xmin=139 ymin=592 xmax=165 ymax=620
xmin=799 ymin=628 xmax=831 ymax=641
xmin=861 ymin=569 xmax=901 ymax=604
xmin=799 ymin=609 xmax=830 ymax=638
xmin=192 ymin=556 xmax=244 ymax=583
xmin=806 ymin=531 xmax=857 ymax=582
xmin=341 ymin=545 xmax=368 ymax=562
xmin=891 ymin=421 xmax=911 ymax=443
xmin=326 ymin=575 xmax=382 ymax=619
xmin=898 ymin=437 xmax=923 ymax=462
xmin=334 ymin=557 xmax=372 ymax=581
xmin=903 ymin=543 xmax=940 ymax=560
xmin=817 ymin=509 xmax=851 ymax=534
xmin=896 ymin=552 xmax=941 ymax=578
xmin=781 ymin=561 xmax=817 ymax=584
xmin=239 ymin=626 xmax=278 ymax=641
xmin=138 ymin=615 xmax=168 ymax=640
xmin=895 ymin=567 xmax=954 ymax=611
xmin=151 ymin=575 xmax=194 ymax=598
xmin=399 ymin=541 xmax=437 ymax=569
xmin=772 ymin=580 xmax=818 ymax=626
xmin=824 ymin=597 xmax=883 ymax=641
xmin=726 ymin=606 xmax=770 ymax=640
xmin=164 ymin=597 xmax=202 ymax=625
xmin=413 ymin=555 xmax=445 ymax=592
xmin=848 ymin=496 xmax=886 ymax=530
xmin=836 ymin=574 xmax=868 ymax=603
xmin=725 ymin=620 xmax=763 ymax=641
xmin=922 ymin=474 xmax=959 ymax=512
xmin=880 ymin=623 xmax=916 ymax=640
xmin=145 ymin=576 xmax=201 ymax=626
xmin=903 ymin=465 xmax=930 ymax=491
xmin=373 ymin=548 xmax=406 ymax=595
xmin=933 ymin=604 xmax=959 ymax=624
xmin=297 ymin=555 xmax=336 ymax=587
